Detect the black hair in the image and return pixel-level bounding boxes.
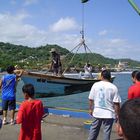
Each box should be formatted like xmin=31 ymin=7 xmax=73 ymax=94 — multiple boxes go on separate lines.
xmin=101 ymin=70 xmax=111 ymax=81
xmin=22 ymin=84 xmax=35 ymax=97
xmin=119 ymin=98 xmax=140 ymax=140
xmin=6 ymin=65 xmax=15 ymax=74
xmin=136 ymin=71 xmax=140 ymax=81
xmin=87 ymin=63 xmax=90 ymax=67
xmin=131 ymin=70 xmax=139 ymax=79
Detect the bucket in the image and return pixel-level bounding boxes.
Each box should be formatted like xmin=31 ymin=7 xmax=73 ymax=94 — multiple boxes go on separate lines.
xmin=83 ymin=120 xmax=92 ymax=130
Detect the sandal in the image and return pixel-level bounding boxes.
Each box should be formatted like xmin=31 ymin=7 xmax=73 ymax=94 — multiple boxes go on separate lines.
xmin=2 ymin=119 xmax=7 ymax=125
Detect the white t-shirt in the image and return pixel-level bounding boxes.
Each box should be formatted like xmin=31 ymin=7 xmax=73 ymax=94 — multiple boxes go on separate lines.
xmin=88 ymin=81 xmax=121 ymax=119
xmin=84 ymin=65 xmax=92 ymax=73
xmin=84 ymin=65 xmax=93 ymax=78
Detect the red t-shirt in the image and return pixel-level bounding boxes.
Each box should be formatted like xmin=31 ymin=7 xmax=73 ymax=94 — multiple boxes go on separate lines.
xmin=16 ymin=100 xmax=44 ymax=140
xmin=128 ymin=82 xmax=140 ymax=99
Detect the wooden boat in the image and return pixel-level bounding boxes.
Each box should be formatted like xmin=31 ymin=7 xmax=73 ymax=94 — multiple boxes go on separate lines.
xmin=21 ymin=72 xmax=115 ymax=98
xmin=21 ymin=72 xmax=97 ymax=98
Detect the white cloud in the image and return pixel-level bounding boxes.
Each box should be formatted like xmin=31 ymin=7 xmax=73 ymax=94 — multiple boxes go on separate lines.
xmin=10 ymin=0 xmax=16 ymax=5
xmin=88 ymin=37 xmax=140 ymax=60
xmin=0 ymin=12 xmax=140 ymax=61
xmin=24 ymin=0 xmax=38 ymax=6
xmin=50 ymin=17 xmax=79 ymax=32
xmin=0 ymin=12 xmax=80 ymax=48
xmin=0 ymin=12 xmax=48 ymax=47
xmin=98 ymin=30 xmax=108 ymax=36
xmin=103 ymin=38 xmax=127 ymax=47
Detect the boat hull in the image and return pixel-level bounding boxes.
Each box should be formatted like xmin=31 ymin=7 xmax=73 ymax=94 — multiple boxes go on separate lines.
xmin=21 ymin=72 xmax=100 ymax=98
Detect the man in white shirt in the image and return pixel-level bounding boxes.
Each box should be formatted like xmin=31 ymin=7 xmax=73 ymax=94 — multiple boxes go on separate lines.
xmin=88 ymin=70 xmax=121 ymax=140
xmin=84 ymin=63 xmax=93 ymax=78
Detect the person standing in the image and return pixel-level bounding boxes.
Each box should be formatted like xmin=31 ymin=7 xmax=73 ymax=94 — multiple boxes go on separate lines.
xmin=16 ymin=84 xmax=44 ymax=140
xmin=50 ymin=48 xmax=62 ymax=76
xmin=88 ymin=70 xmax=121 ymax=140
xmin=128 ymin=71 xmax=140 ymax=99
xmin=84 ymin=63 xmax=93 ymax=78
xmin=0 ymin=65 xmax=23 ymax=125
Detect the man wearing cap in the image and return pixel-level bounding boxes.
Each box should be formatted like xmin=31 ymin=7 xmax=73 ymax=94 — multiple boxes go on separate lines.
xmin=50 ymin=48 xmax=62 ymax=76
xmin=88 ymin=70 xmax=121 ymax=140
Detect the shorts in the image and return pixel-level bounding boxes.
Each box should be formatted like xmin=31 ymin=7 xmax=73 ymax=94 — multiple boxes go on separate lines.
xmin=2 ymin=100 xmax=16 ymax=111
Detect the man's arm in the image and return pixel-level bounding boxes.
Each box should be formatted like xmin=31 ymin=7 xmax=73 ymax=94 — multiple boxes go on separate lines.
xmin=114 ymin=102 xmax=120 ymax=121
xmin=89 ymin=99 xmax=94 ymax=116
xmin=128 ymin=86 xmax=133 ymax=100
xmin=49 ymin=61 xmax=53 ymax=71
xmin=14 ymin=69 xmax=24 ymax=78
xmin=16 ymin=103 xmax=24 ymax=124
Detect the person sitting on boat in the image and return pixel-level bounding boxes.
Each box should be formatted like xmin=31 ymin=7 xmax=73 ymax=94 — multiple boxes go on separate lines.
xmin=50 ymin=48 xmax=62 ymax=76
xmin=83 ymin=62 xmax=93 ymax=78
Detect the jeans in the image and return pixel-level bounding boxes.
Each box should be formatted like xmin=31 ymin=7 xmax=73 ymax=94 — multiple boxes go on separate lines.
xmin=0 ymin=118 xmax=2 ymax=129
xmin=88 ymin=118 xmax=114 ymax=140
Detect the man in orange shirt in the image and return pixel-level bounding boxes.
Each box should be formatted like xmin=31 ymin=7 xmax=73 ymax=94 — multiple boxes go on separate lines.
xmin=16 ymin=84 xmax=44 ymax=140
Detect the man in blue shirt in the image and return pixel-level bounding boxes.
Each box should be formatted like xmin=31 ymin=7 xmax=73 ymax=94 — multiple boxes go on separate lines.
xmin=0 ymin=65 xmax=23 ymax=125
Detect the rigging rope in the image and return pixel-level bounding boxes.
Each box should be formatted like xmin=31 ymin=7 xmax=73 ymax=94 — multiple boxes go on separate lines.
xmin=62 ymin=0 xmax=91 ymax=75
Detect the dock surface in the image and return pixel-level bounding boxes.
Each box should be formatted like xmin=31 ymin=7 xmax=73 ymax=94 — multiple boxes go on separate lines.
xmin=0 ymin=114 xmax=120 ymax=140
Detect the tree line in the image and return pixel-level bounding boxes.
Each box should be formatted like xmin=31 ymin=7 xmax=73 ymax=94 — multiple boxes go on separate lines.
xmin=0 ymin=42 xmax=140 ymax=71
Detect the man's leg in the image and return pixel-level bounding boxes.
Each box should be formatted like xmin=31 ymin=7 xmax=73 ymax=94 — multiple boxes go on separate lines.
xmin=58 ymin=66 xmax=62 ymax=76
xmin=9 ymin=100 xmax=16 ymax=125
xmin=2 ymin=100 xmax=8 ymax=124
xmin=3 ymin=110 xmax=7 ymax=124
xmin=10 ymin=110 xmax=15 ymax=124
xmin=53 ymin=67 xmax=58 ymax=76
xmin=88 ymin=118 xmax=102 ymax=140
xmin=103 ymin=118 xmax=114 ymax=140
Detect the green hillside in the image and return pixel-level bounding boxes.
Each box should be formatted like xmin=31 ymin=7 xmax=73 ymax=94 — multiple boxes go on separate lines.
xmin=0 ymin=42 xmax=140 ymax=71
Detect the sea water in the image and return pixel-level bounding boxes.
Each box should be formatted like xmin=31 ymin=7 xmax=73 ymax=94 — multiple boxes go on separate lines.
xmin=0 ymin=72 xmax=132 ymax=110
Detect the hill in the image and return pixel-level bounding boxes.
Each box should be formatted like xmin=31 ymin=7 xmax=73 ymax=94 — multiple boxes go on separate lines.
xmin=0 ymin=42 xmax=140 ymax=71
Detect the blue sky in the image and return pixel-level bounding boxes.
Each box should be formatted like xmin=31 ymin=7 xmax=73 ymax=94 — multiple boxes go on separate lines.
xmin=0 ymin=0 xmax=140 ymax=61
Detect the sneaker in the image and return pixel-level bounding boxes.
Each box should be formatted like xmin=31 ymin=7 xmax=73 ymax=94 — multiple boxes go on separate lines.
xmin=2 ymin=119 xmax=7 ymax=125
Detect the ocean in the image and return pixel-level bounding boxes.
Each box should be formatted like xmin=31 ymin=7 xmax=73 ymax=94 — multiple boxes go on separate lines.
xmin=1 ymin=72 xmax=132 ymax=110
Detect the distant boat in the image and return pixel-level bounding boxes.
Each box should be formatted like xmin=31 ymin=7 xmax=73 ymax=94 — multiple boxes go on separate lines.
xmin=21 ymin=72 xmax=115 ymax=98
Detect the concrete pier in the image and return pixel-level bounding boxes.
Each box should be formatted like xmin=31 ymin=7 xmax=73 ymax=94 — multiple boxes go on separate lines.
xmin=0 ymin=114 xmax=121 ymax=140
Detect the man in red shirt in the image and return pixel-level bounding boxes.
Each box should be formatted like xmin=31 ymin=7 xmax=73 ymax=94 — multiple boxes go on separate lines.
xmin=128 ymin=71 xmax=140 ymax=99
xmin=16 ymin=84 xmax=44 ymax=140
